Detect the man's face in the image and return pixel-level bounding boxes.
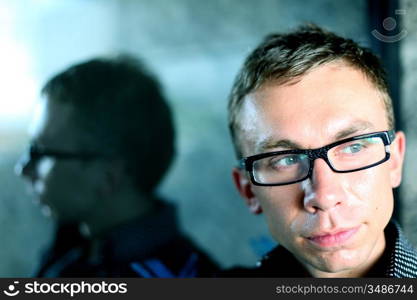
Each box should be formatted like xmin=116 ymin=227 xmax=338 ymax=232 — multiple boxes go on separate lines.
xmin=233 ymin=62 xmax=406 ymax=277
xmin=16 ymin=99 xmax=105 ymax=223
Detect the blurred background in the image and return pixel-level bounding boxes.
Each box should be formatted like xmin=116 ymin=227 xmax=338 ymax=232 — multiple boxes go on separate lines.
xmin=0 ymin=0 xmax=416 ymax=276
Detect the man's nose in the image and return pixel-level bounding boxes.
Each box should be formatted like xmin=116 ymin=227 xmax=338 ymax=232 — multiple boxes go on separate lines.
xmin=14 ymin=153 xmax=36 ymax=180
xmin=303 ymin=158 xmax=344 ymax=213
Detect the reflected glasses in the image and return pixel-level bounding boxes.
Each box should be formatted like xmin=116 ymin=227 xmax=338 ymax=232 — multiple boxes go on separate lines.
xmin=239 ymin=130 xmax=396 ymax=186
xmin=27 ymin=144 xmax=101 ymax=162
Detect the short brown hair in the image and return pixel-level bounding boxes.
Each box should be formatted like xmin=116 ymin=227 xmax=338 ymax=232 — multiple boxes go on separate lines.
xmin=228 ymin=24 xmax=394 ymax=158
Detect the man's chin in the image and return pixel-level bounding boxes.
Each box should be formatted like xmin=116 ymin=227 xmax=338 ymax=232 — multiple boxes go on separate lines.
xmin=302 ymin=248 xmax=368 ymax=277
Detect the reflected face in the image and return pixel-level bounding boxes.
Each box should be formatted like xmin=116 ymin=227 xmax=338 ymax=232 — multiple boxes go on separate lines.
xmin=234 ymin=62 xmax=405 ymax=277
xmin=16 ymin=99 xmax=103 ymax=222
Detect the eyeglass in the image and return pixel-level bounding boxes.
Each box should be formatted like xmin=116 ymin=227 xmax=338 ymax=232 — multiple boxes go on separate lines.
xmin=239 ymin=130 xmax=396 ymax=186
xmin=27 ymin=144 xmax=102 ymax=162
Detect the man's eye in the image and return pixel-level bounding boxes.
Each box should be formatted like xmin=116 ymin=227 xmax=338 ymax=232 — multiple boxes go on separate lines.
xmin=341 ymin=143 xmax=365 ymax=154
xmin=271 ymin=155 xmax=300 ymax=167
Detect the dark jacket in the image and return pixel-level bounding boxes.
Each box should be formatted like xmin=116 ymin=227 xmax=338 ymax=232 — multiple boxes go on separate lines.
xmin=222 ymin=221 xmax=417 ymax=278
xmin=36 ymin=202 xmax=218 ymax=277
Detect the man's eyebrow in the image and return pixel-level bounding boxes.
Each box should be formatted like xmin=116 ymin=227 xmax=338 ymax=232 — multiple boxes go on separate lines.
xmin=256 ymin=121 xmax=375 ymax=153
xmin=257 ymin=139 xmax=302 ymax=153
xmin=333 ymin=122 xmax=375 ymax=140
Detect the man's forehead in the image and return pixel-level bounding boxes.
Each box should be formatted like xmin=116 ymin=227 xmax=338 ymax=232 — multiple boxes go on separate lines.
xmin=29 ymin=99 xmax=82 ymax=148
xmin=255 ymin=121 xmax=376 ymax=152
xmin=236 ymin=64 xmax=389 ymax=156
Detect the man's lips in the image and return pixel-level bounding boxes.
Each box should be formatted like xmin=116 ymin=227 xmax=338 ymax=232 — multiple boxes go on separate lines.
xmin=306 ymin=225 xmax=361 ymax=248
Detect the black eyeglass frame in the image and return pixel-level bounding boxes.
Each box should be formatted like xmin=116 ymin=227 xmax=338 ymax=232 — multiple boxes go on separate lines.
xmin=239 ymin=130 xmax=396 ymax=186
xmin=28 ymin=144 xmax=103 ymax=161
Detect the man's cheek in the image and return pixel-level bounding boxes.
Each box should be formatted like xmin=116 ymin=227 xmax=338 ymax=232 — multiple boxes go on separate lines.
xmin=346 ymin=169 xmax=381 ymax=200
xmin=265 ymin=211 xmax=290 ymax=244
xmin=258 ymin=189 xmax=300 ymax=241
xmin=344 ymin=168 xmax=392 ymax=219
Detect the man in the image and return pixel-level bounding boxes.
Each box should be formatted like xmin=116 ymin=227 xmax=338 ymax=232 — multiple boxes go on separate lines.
xmin=15 ymin=56 xmax=218 ymax=277
xmin=226 ymin=25 xmax=417 ymax=277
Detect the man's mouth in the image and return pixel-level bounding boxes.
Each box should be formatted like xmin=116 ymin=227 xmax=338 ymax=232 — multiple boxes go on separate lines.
xmin=306 ymin=225 xmax=361 ymax=248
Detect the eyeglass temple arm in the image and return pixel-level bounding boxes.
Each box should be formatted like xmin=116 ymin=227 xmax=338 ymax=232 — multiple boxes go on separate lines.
xmin=237 ymin=158 xmax=247 ymax=170
xmin=387 ymin=130 xmax=396 ymax=143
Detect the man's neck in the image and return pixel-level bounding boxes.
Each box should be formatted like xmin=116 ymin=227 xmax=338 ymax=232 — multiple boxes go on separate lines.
xmin=81 ymin=191 xmax=156 ymax=240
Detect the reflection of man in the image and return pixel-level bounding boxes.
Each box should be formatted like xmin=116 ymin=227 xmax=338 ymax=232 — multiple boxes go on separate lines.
xmin=16 ymin=56 xmax=218 ymax=277
xmin=227 ymin=25 xmax=417 ymax=277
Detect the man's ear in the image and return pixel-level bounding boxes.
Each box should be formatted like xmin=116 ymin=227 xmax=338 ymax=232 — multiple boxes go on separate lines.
xmin=389 ymin=131 xmax=406 ymax=188
xmin=232 ymin=167 xmax=262 ymax=214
